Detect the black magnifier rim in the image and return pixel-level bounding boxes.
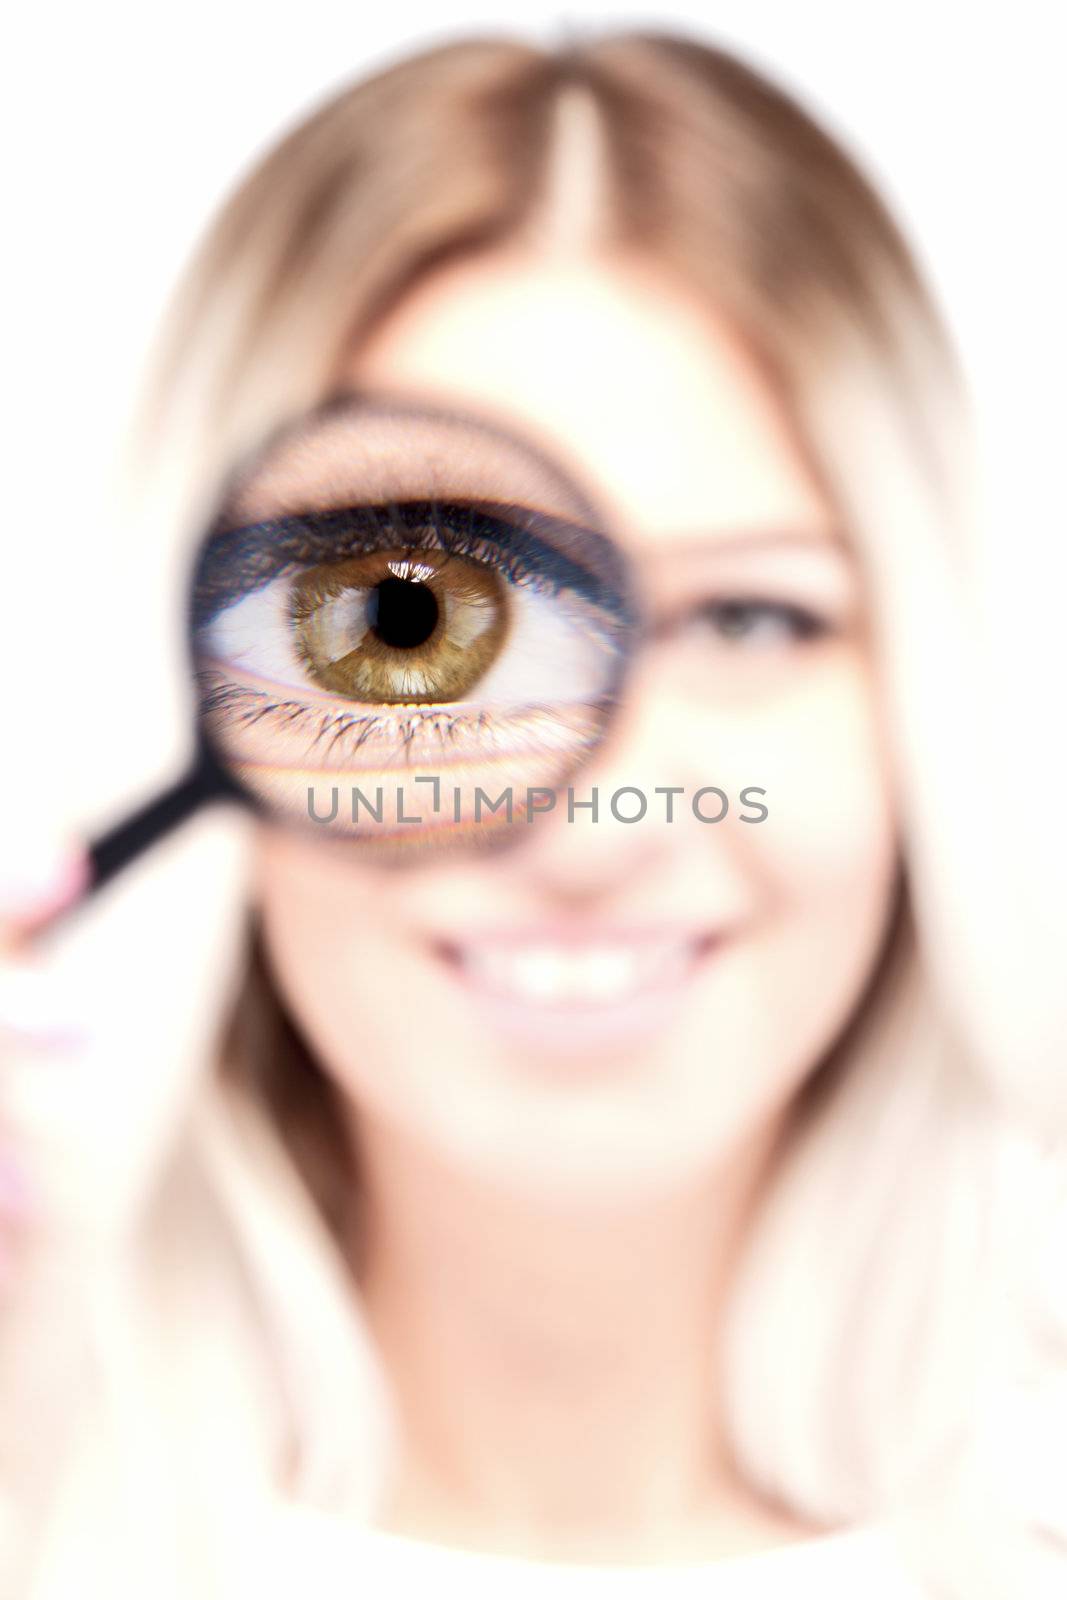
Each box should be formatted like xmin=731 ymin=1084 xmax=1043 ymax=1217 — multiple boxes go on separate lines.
xmin=186 ymin=387 xmax=644 ymax=854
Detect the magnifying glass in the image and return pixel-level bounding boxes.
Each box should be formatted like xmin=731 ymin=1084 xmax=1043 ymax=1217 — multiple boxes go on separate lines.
xmin=42 ymin=392 xmax=639 ymax=925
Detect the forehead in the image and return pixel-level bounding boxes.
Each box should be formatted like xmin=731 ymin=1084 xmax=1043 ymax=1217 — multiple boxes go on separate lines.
xmin=344 ymin=249 xmax=830 ymax=551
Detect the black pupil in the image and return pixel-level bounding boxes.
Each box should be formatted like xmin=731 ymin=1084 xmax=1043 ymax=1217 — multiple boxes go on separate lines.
xmin=367 ymin=577 xmax=439 ymax=650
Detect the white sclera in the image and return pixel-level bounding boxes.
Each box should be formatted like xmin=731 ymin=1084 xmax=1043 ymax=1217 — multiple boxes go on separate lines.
xmin=195 ymin=570 xmax=617 ymax=709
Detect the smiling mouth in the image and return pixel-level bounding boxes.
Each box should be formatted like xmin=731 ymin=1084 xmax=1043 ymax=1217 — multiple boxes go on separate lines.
xmin=429 ymin=931 xmax=721 ymax=1054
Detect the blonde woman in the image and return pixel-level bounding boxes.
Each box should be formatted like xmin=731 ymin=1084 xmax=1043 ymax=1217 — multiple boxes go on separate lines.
xmin=1 ymin=30 xmax=1063 ymax=1600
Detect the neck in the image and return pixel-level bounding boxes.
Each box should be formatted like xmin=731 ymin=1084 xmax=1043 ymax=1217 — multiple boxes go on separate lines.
xmin=350 ymin=1112 xmax=806 ymax=1564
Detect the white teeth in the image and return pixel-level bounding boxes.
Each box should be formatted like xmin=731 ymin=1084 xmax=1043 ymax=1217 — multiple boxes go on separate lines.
xmin=510 ymin=949 xmax=571 ymax=1002
xmin=460 ymin=941 xmax=692 ymax=1006
xmin=575 ymin=947 xmax=634 ymax=1002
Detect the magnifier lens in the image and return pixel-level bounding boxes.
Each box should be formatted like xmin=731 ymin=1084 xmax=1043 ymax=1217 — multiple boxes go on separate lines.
xmin=188 ymin=397 xmax=636 ymax=855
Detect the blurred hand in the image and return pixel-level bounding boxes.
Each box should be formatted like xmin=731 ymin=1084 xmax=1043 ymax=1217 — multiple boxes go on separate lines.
xmin=0 ymin=839 xmax=89 ymax=1297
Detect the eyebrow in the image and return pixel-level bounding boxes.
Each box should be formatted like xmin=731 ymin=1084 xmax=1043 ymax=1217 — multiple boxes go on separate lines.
xmin=643 ymin=525 xmax=850 ymax=560
xmin=662 ymin=528 xmax=844 ymax=553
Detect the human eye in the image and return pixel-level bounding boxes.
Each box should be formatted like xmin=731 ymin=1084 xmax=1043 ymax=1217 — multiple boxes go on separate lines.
xmin=190 ymin=499 xmax=631 ymax=828
xmin=694 ymin=597 xmax=831 ymax=648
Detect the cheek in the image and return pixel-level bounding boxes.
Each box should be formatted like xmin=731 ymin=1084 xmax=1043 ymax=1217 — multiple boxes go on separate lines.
xmin=774 ymin=674 xmax=896 ymax=910
xmin=252 ymin=831 xmax=421 ymax=1112
xmin=652 ymin=661 xmax=901 ymax=1157
xmin=708 ymin=657 xmax=899 ymax=1033
xmin=704 ymin=654 xmax=898 ymax=906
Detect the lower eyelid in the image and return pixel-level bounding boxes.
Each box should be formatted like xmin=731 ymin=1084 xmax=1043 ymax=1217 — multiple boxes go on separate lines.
xmin=202 ymin=677 xmax=470 ymax=744
xmin=196 ymin=654 xmax=340 ymax=708
xmin=199 ymin=677 xmax=565 ymax=772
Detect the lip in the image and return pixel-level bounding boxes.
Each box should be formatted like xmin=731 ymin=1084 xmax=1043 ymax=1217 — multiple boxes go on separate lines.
xmin=429 ymin=926 xmax=721 ymax=1058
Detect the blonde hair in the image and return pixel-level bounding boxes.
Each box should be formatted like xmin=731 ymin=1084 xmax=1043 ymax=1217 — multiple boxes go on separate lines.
xmin=5 ymin=31 xmax=1064 ymax=1598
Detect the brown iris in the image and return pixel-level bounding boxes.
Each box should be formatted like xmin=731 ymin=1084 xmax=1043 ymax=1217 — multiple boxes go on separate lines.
xmin=290 ymin=549 xmax=508 ymax=703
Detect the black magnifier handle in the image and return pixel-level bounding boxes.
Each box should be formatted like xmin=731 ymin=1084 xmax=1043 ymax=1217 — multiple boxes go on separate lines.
xmin=20 ymin=744 xmax=241 ymax=943
xmin=87 ymin=753 xmax=225 ymax=894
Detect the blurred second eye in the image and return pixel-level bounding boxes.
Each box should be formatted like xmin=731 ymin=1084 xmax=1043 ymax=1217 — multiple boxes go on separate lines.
xmin=697 ymin=599 xmax=829 ymax=646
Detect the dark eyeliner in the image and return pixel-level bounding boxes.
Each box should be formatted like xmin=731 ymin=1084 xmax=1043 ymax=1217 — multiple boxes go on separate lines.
xmin=191 ymin=500 xmax=629 ymax=627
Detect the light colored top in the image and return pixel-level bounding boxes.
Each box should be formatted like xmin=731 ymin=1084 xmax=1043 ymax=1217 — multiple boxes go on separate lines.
xmin=245 ymin=1506 xmax=930 ymax=1597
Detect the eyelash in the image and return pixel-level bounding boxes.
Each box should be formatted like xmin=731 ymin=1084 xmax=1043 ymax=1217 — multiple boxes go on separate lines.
xmin=192 ymin=500 xmax=620 ymax=629
xmin=200 ymin=679 xmax=562 ymax=760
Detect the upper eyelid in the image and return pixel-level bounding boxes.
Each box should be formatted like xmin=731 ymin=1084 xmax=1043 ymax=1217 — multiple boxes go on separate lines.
xmin=190 ymin=500 xmax=626 ymax=628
